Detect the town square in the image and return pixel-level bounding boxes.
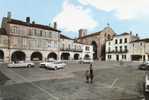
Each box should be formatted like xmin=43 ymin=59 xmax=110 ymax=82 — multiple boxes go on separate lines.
xmin=1 ymin=0 xmax=149 ymax=100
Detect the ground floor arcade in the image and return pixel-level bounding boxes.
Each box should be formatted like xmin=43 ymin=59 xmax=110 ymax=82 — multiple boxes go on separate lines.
xmin=0 ymin=48 xmax=93 ymax=63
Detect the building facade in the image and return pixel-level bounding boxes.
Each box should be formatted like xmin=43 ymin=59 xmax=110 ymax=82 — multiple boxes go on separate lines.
xmin=106 ymin=32 xmax=139 ymax=61
xmin=129 ymin=38 xmax=149 ymax=61
xmin=0 ymin=13 xmax=93 ymax=63
xmin=0 ymin=13 xmax=60 ymax=63
xmin=77 ymin=27 xmax=115 ymax=60
xmin=60 ymin=34 xmax=93 ymax=61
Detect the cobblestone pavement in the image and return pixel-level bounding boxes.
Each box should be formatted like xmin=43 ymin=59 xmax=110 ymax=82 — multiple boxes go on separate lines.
xmin=0 ymin=61 xmax=146 ymax=100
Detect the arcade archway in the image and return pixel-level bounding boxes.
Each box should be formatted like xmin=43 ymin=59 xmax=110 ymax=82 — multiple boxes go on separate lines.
xmin=11 ymin=51 xmax=26 ymax=61
xmin=47 ymin=52 xmax=57 ymax=60
xmin=74 ymin=54 xmax=79 ymax=60
xmin=61 ymin=53 xmax=70 ymax=60
xmin=31 ymin=52 xmax=42 ymax=61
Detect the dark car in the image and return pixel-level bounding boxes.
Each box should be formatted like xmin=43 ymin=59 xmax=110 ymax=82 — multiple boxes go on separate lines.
xmin=138 ymin=63 xmax=149 ymax=70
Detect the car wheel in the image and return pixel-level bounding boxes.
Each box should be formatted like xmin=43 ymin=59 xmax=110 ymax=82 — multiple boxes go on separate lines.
xmin=27 ymin=64 xmax=31 ymax=68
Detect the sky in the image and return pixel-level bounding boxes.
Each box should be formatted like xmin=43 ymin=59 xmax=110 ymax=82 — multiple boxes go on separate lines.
xmin=0 ymin=0 xmax=149 ymax=38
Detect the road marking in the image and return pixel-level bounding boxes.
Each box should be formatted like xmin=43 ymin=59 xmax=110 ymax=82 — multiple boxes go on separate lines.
xmin=111 ymin=78 xmax=119 ymax=88
xmin=6 ymin=68 xmax=59 ymax=100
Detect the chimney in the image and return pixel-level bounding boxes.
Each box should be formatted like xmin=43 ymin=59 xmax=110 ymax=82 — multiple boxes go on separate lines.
xmin=79 ymin=29 xmax=87 ymax=38
xmin=54 ymin=22 xmax=57 ymax=29
xmin=136 ymin=34 xmax=138 ymax=37
xmin=7 ymin=11 xmax=11 ymax=21
xmin=26 ymin=17 xmax=30 ymax=23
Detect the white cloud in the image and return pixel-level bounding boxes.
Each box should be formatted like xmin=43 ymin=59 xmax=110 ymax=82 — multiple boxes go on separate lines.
xmin=53 ymin=0 xmax=97 ymax=32
xmin=78 ymin=0 xmax=149 ymax=20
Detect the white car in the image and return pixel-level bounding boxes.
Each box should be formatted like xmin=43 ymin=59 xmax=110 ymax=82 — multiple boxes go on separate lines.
xmin=145 ymin=71 xmax=149 ymax=92
xmin=8 ymin=61 xmax=35 ymax=68
xmin=40 ymin=61 xmax=66 ymax=70
xmin=40 ymin=60 xmax=55 ymax=68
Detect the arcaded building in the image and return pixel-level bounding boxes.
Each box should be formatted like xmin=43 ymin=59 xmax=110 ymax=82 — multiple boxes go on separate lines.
xmin=105 ymin=32 xmax=139 ymax=61
xmin=0 ymin=13 xmax=61 ymax=63
xmin=60 ymin=34 xmax=93 ymax=61
xmin=77 ymin=27 xmax=115 ymax=60
xmin=0 ymin=12 xmax=93 ymax=63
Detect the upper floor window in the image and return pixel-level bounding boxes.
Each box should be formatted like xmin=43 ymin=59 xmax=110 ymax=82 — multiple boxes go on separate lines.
xmin=85 ymin=46 xmax=90 ymax=51
xmin=115 ymin=39 xmax=118 ymax=44
xmin=115 ymin=46 xmax=118 ymax=52
xmin=140 ymin=42 xmax=142 ymax=46
xmin=119 ymin=39 xmax=122 ymax=44
xmin=124 ymin=38 xmax=127 ymax=43
xmin=11 ymin=26 xmax=17 ymax=33
xmin=120 ymin=46 xmax=122 ymax=52
xmin=124 ymin=45 xmax=127 ymax=51
xmin=34 ymin=29 xmax=37 ymax=36
xmin=49 ymin=32 xmax=52 ymax=38
xmin=40 ymin=30 xmax=42 ymax=36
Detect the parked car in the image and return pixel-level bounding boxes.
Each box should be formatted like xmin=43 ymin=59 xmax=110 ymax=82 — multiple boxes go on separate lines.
xmin=40 ymin=60 xmax=55 ymax=68
xmin=138 ymin=61 xmax=149 ymax=70
xmin=79 ymin=59 xmax=93 ymax=64
xmin=0 ymin=59 xmax=3 ymax=63
xmin=145 ymin=71 xmax=149 ymax=92
xmin=40 ymin=61 xmax=66 ymax=70
xmin=8 ymin=61 xmax=35 ymax=68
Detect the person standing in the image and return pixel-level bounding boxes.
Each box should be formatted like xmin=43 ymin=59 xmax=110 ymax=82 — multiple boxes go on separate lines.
xmin=89 ymin=63 xmax=94 ymax=83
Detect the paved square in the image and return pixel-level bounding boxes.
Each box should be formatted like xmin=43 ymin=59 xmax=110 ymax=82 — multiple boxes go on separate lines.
xmin=0 ymin=61 xmax=146 ymax=100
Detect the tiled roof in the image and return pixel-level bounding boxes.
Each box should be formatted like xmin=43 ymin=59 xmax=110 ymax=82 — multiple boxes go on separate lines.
xmin=116 ymin=32 xmax=129 ymax=36
xmin=6 ymin=17 xmax=61 ymax=32
xmin=131 ymin=38 xmax=149 ymax=43
xmin=60 ymin=34 xmax=73 ymax=40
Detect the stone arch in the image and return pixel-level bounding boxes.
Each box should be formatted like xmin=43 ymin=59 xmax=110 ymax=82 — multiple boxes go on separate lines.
xmin=47 ymin=52 xmax=57 ymax=60
xmin=84 ymin=54 xmax=90 ymax=59
xmin=61 ymin=53 xmax=70 ymax=60
xmin=74 ymin=53 xmax=79 ymax=60
xmin=31 ymin=52 xmax=42 ymax=61
xmin=11 ymin=51 xmax=26 ymax=62
xmin=0 ymin=50 xmax=4 ymax=60
xmin=91 ymin=41 xmax=98 ymax=60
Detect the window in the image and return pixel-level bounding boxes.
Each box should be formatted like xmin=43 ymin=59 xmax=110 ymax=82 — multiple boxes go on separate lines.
xmin=49 ymin=32 xmax=52 ymax=38
xmin=115 ymin=39 xmax=118 ymax=44
xmin=115 ymin=46 xmax=118 ymax=52
xmin=119 ymin=39 xmax=122 ymax=44
xmin=133 ymin=43 xmax=134 ymax=47
xmin=108 ymin=47 xmax=110 ymax=52
xmin=34 ymin=29 xmax=37 ymax=36
xmin=120 ymin=46 xmax=122 ymax=52
xmin=108 ymin=42 xmax=111 ymax=45
xmin=85 ymin=46 xmax=90 ymax=51
xmin=108 ymin=55 xmax=112 ymax=59
xmin=124 ymin=38 xmax=127 ymax=43
xmin=11 ymin=26 xmax=17 ymax=33
xmin=122 ymin=55 xmax=126 ymax=59
xmin=124 ymin=46 xmax=127 ymax=51
xmin=40 ymin=30 xmax=42 ymax=36
xmin=140 ymin=42 xmax=142 ymax=46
